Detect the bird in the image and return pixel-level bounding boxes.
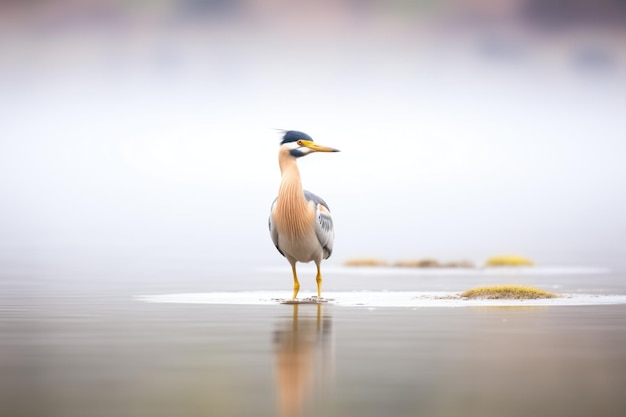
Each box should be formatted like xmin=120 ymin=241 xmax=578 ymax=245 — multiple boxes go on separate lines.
xmin=269 ymin=130 xmax=339 ymax=300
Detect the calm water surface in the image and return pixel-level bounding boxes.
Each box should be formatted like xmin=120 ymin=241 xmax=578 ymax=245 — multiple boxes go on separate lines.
xmin=1 ymin=248 xmax=626 ymax=417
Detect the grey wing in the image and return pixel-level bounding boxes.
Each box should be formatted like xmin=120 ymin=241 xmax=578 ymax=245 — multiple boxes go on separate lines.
xmin=304 ymin=190 xmax=335 ymax=259
xmin=269 ymin=197 xmax=285 ymax=257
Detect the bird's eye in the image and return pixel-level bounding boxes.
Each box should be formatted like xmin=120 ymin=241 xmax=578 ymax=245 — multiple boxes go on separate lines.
xmin=297 ymin=140 xmax=303 ymax=146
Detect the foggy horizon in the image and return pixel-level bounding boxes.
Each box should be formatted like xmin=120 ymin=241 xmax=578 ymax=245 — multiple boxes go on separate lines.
xmin=2 ymin=1 xmax=625 ymax=266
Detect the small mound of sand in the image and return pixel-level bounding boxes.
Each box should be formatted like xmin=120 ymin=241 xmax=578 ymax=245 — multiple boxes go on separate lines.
xmin=394 ymin=259 xmax=476 ymax=268
xmin=344 ymin=258 xmax=388 ymax=267
xmin=394 ymin=259 xmax=441 ymax=268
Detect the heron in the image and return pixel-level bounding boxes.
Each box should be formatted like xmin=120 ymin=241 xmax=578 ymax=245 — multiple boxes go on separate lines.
xmin=269 ymin=130 xmax=339 ymax=300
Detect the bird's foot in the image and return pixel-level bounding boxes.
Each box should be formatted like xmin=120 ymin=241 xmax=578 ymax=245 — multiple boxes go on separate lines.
xmin=305 ymin=296 xmax=333 ymax=304
xmin=279 ymin=296 xmax=333 ymax=305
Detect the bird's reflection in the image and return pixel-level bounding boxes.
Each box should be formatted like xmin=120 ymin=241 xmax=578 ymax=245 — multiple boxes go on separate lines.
xmin=273 ymin=304 xmax=333 ymax=417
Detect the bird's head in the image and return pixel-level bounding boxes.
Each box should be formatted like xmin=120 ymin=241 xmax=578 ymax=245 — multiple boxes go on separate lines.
xmin=280 ymin=130 xmax=340 ymax=158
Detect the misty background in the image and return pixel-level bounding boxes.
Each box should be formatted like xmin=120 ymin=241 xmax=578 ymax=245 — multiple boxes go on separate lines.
xmin=1 ymin=0 xmax=625 ymax=268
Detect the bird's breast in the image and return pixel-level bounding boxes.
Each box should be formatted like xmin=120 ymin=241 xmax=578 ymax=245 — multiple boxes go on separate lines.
xmin=272 ymin=201 xmax=321 ymax=262
xmin=273 ymin=199 xmax=315 ymax=239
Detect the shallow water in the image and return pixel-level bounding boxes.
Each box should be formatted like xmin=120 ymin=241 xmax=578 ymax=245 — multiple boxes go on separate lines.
xmin=2 ymin=249 xmax=626 ymax=417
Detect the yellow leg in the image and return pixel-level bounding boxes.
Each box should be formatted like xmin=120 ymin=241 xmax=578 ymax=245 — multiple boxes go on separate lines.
xmin=291 ymin=264 xmax=300 ymax=299
xmin=315 ymin=263 xmax=322 ymax=298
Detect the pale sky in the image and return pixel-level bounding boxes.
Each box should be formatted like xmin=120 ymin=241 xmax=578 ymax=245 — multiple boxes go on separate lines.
xmin=2 ymin=3 xmax=625 ymax=265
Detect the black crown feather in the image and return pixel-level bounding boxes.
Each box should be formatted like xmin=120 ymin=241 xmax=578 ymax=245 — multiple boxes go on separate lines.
xmin=280 ymin=130 xmax=313 ymax=144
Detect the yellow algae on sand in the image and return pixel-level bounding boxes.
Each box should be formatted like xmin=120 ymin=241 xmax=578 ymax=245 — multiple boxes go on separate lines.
xmin=461 ymin=285 xmax=557 ymax=300
xmin=486 ymin=255 xmax=534 ymax=267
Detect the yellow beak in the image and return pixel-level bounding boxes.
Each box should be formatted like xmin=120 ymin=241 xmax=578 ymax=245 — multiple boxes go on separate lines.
xmin=298 ymin=140 xmax=340 ymax=153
